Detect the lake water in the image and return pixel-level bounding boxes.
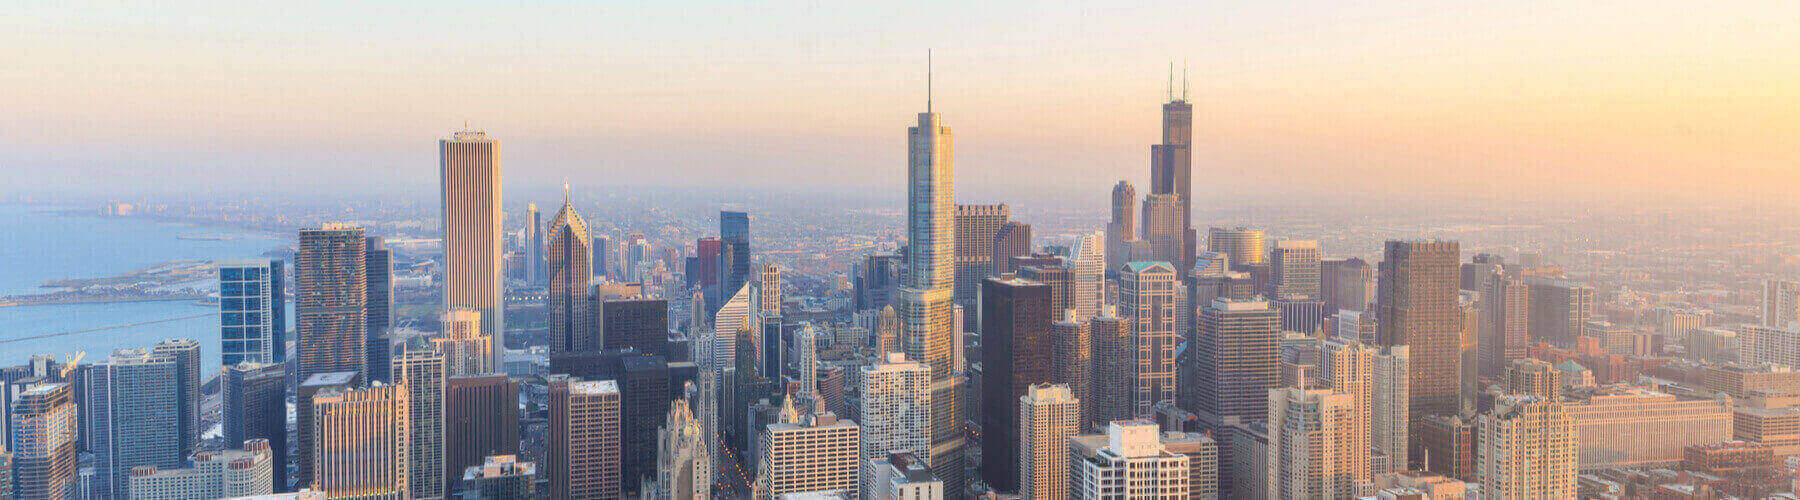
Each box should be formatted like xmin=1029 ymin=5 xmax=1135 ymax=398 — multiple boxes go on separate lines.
xmin=0 ymin=205 xmax=288 ymax=374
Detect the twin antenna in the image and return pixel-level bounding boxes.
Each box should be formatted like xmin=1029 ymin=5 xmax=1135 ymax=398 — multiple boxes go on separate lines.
xmin=1166 ymin=60 xmax=1189 ymax=102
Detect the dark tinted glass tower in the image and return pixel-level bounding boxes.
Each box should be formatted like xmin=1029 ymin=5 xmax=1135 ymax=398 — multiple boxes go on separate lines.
xmin=364 ymin=236 xmax=393 ymax=382
xmin=600 ymin=298 xmax=669 ymax=356
xmin=151 ymin=338 xmax=202 ymax=459
xmin=978 ymin=277 xmax=1052 ymax=492
xmin=223 ymin=362 xmax=288 ymax=491
xmin=445 ymin=375 xmax=520 ymax=495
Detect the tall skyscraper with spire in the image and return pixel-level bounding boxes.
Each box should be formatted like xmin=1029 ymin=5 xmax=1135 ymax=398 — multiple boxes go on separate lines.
xmin=547 ymin=190 xmax=595 ymax=354
xmin=440 ymin=128 xmax=504 ymax=369
xmin=899 ymin=52 xmax=966 ymax=496
xmin=1151 ymin=65 xmax=1196 ymax=277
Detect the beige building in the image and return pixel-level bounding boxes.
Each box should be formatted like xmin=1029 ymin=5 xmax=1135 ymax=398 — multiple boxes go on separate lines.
xmin=440 ymin=129 xmax=504 ymax=366
xmin=1266 ymin=388 xmax=1369 ymax=499
xmin=433 ymin=309 xmax=492 ymax=376
xmin=902 ymin=109 xmax=964 ymax=493
xmin=1070 ymin=421 xmax=1190 ymax=499
xmin=1120 ymin=261 xmax=1180 ymax=418
xmin=392 ymin=348 xmax=446 ymax=499
xmin=1373 ymin=472 xmax=1465 ymax=500
xmin=128 ymin=439 xmax=275 ymax=499
xmin=756 ymin=400 xmax=860 ymax=498
xmin=1504 ymin=358 xmax=1559 ymax=399
xmin=1703 ymin=362 xmax=1800 ymax=399
xmin=1477 ymin=395 xmax=1576 ymax=498
xmin=1733 ymin=405 xmax=1800 ymax=456
xmin=312 ymin=385 xmax=411 ymax=499
xmin=548 ymin=378 xmax=622 ymax=499
xmin=1018 ymin=384 xmax=1080 ymax=499
xmin=859 ymin=353 xmax=932 ymax=470
xmin=1565 ymin=385 xmax=1732 ymax=470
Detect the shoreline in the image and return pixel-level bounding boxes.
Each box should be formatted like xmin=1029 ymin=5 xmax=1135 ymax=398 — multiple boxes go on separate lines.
xmin=0 ymin=296 xmax=212 ymax=309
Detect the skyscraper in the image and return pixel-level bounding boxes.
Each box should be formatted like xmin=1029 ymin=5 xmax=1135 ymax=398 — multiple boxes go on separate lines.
xmin=364 ymin=236 xmax=393 ymax=382
xmin=547 ymin=197 xmax=595 ymax=354
xmin=902 ymin=97 xmax=965 ymax=494
xmin=1265 ymin=387 xmax=1367 ymax=499
xmin=1377 ymin=240 xmax=1461 ymax=426
xmin=1479 ymin=273 xmax=1529 ymax=379
xmin=295 ymin=371 xmax=360 ymax=489
xmin=601 ymin=298 xmax=670 ymax=357
xmin=1763 ymin=279 xmax=1800 ymax=327
xmin=1050 ymin=312 xmax=1093 ymax=425
xmin=1140 ymin=194 xmax=1184 ymax=267
xmin=311 ymin=385 xmax=411 ymax=499
xmin=1269 ymin=240 xmax=1322 ymax=299
xmin=296 ymin=224 xmax=368 ymax=381
xmin=1150 ymin=83 xmax=1195 ymax=277
xmin=440 ymin=129 xmax=504 ymax=367
xmin=1477 ymin=395 xmax=1576 ymax=498
xmin=1328 ymin=257 xmax=1374 ymax=313
xmin=1527 ymin=279 xmax=1594 ymax=348
xmin=1089 ymin=308 xmax=1136 ymax=428
xmin=1207 ymin=226 xmax=1265 ymax=272
xmin=525 ymin=202 xmax=543 ymax=285
xmin=756 ymin=401 xmax=860 ymax=497
xmin=444 ymin=375 xmax=520 ymax=495
xmin=151 ymin=338 xmax=202 ymax=459
xmin=979 ymin=277 xmax=1053 ymax=491
xmin=1017 ymin=383 xmax=1080 ymax=500
xmin=954 ymin=203 xmax=1008 ymax=322
xmin=859 ymin=353 xmax=932 ymax=477
xmin=649 ymin=392 xmax=711 ymax=500
xmin=434 ymin=309 xmax=493 ymax=376
xmin=720 ymin=210 xmax=752 ymax=312
xmin=10 ymin=383 xmax=75 ymax=500
xmin=222 ymin=362 xmax=287 ymax=492
xmin=392 ymin=347 xmax=446 ymax=499
xmin=547 ymin=377 xmax=622 ymax=499
xmin=217 ymin=258 xmax=286 ymax=366
xmin=1191 ymin=298 xmax=1280 ymax=423
xmin=1371 ymin=346 xmax=1411 ymax=473
xmin=1069 ymin=231 xmax=1106 ymax=319
xmin=1106 ymin=181 xmax=1138 ymax=273
xmin=1317 ymin=340 xmax=1375 ymax=476
xmin=855 ymin=253 xmax=903 ymax=312
xmin=991 ymin=221 xmax=1032 ymax=276
xmin=759 ymin=263 xmax=783 ymax=316
xmin=82 ymin=349 xmax=182 ymax=498
xmin=1120 ymin=262 xmax=1180 ymax=418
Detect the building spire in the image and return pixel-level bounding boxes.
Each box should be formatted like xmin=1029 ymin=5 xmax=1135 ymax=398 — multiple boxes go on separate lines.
xmin=1182 ymin=59 xmax=1189 ymax=101
xmin=562 ymin=179 xmax=570 ymax=206
xmin=927 ymin=49 xmax=933 ymax=113
xmin=1167 ymin=61 xmax=1174 ymax=102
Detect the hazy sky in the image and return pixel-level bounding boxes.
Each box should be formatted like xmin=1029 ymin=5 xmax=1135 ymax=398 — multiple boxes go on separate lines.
xmin=4 ymin=1 xmax=1796 ymax=201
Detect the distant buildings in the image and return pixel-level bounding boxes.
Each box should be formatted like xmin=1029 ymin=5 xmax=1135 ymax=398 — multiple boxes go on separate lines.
xmin=1527 ymin=278 xmax=1594 ymax=348
xmin=1207 ymin=226 xmax=1264 ymax=272
xmin=1565 ymin=385 xmax=1732 ymax=470
xmin=1763 ymin=279 xmax=1800 ymax=327
xmin=440 ymin=129 xmax=505 ymax=367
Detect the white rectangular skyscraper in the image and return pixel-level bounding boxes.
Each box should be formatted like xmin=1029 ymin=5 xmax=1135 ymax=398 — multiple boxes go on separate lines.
xmin=440 ymin=129 xmax=504 ymax=370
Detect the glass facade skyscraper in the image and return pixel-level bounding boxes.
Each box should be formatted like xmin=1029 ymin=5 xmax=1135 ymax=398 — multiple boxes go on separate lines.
xmin=217 ymin=258 xmax=286 ymax=366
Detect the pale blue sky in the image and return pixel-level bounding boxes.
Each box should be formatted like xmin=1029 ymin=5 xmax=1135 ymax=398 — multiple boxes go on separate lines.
xmin=3 ymin=1 xmax=1795 ymax=199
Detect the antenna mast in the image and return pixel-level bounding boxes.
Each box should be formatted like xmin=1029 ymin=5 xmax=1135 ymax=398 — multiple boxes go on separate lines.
xmin=1182 ymin=59 xmax=1189 ymax=101
xmin=928 ymin=49 xmax=933 ymax=113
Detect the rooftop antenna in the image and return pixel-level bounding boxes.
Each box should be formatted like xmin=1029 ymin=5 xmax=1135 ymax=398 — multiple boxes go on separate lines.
xmin=1166 ymin=61 xmax=1174 ymax=102
xmin=1182 ymin=59 xmax=1189 ymax=101
xmin=562 ymin=179 xmax=570 ymax=205
xmin=927 ymin=49 xmax=933 ymax=113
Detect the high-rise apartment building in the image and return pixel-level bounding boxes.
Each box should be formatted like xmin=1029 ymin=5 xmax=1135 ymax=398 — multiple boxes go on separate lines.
xmin=296 ymin=224 xmax=369 ymax=381
xmin=1479 ymin=273 xmax=1529 ymax=379
xmin=311 ymin=385 xmax=411 ymax=499
xmin=865 ymin=452 xmax=943 ymax=500
xmin=127 ymin=439 xmax=275 ymax=499
xmin=979 ymin=277 xmax=1054 ymax=491
xmin=902 ymin=104 xmax=965 ymax=494
xmin=1051 ymin=313 xmax=1093 ymax=425
xmin=81 ymin=348 xmax=182 ymax=498
xmin=1527 ymin=279 xmax=1594 ymax=348
xmin=1089 ymin=308 xmax=1136 ymax=427
xmin=11 ymin=383 xmax=76 ymax=500
xmin=859 ymin=353 xmax=932 ymax=475
xmin=1120 ymin=262 xmax=1180 ymax=418
xmin=757 ymin=403 xmax=860 ymax=498
xmin=223 ymin=362 xmax=287 ymax=491
xmin=1017 ymin=384 xmax=1080 ymax=500
xmin=1377 ymin=240 xmax=1461 ymax=426
xmin=1317 ymin=340 xmax=1376 ymax=473
xmin=1477 ymin=395 xmax=1576 ymax=498
xmin=1161 ymin=431 xmax=1219 ymax=499
xmin=1503 ymin=358 xmax=1559 ymax=399
xmin=1207 ymin=227 xmax=1265 ymax=272
xmin=992 ymin=221 xmax=1032 ymax=276
xmin=1107 ymin=182 xmax=1138 ymax=273
xmin=393 ymin=347 xmax=446 ymax=499
xmin=548 ymin=377 xmax=622 ymax=499
xmin=1070 ymin=421 xmax=1190 ymax=499
xmin=434 ymin=309 xmax=493 ymax=376
xmin=151 ymin=338 xmax=202 ymax=459
xmin=364 ymin=236 xmax=393 ymax=382
xmin=547 ymin=198 xmax=595 ymax=354
xmin=954 ymin=204 xmax=1008 ymax=321
xmin=1371 ymin=346 xmax=1410 ymax=473
xmin=1266 ymin=387 xmax=1368 ymax=499
xmin=217 ymin=258 xmax=286 ymax=366
xmin=440 ymin=129 xmax=504 ymax=366
xmin=1763 ymin=279 xmax=1800 ymax=327
xmin=445 ymin=375 xmax=519 ymax=495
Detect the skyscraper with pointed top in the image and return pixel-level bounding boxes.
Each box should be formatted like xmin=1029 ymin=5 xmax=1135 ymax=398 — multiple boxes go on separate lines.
xmin=1150 ymin=63 xmax=1197 ymax=277
xmin=898 ymin=51 xmax=967 ymax=497
xmin=547 ymin=189 xmax=595 ymax=354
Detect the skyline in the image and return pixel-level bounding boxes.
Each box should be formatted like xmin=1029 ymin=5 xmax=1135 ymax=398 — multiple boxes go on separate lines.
xmin=5 ymin=1 xmax=1797 ymax=200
